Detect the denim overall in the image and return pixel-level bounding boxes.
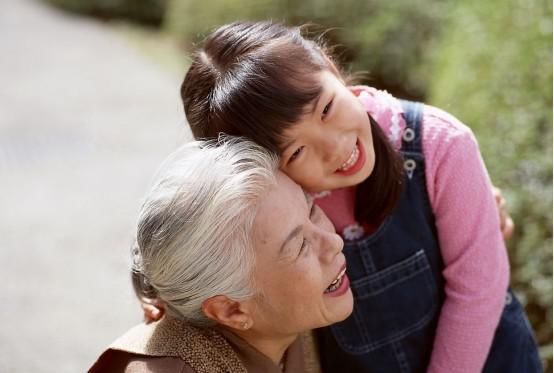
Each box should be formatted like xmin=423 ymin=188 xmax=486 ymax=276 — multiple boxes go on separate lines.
xmin=315 ymin=101 xmax=542 ymax=373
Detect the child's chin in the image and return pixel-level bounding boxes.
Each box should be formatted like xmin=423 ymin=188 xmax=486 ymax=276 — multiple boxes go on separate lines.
xmin=345 ymin=169 xmax=372 ymax=187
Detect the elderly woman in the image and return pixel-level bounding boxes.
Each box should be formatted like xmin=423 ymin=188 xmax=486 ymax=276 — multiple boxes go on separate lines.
xmin=89 ymin=138 xmax=353 ymax=372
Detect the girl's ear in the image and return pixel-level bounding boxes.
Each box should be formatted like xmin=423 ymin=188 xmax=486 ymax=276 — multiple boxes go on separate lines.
xmin=201 ymin=295 xmax=254 ymax=331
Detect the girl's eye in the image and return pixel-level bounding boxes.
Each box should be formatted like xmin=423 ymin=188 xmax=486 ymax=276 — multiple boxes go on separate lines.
xmin=322 ymin=99 xmax=333 ymax=118
xmin=288 ymin=146 xmax=304 ymax=164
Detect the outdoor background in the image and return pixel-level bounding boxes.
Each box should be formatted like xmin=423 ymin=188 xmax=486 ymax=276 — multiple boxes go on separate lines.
xmin=1 ymin=0 xmax=551 ymax=371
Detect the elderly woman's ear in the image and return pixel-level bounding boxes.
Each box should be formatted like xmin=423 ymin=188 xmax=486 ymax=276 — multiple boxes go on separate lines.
xmin=202 ymin=295 xmax=255 ymax=331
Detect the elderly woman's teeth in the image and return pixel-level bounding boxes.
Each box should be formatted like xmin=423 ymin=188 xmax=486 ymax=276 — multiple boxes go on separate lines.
xmin=325 ymin=267 xmax=347 ymax=293
xmin=339 ymin=146 xmax=359 ymax=171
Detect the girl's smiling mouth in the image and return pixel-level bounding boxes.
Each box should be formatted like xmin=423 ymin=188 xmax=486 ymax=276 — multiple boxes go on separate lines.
xmin=335 ymin=140 xmax=366 ymax=176
xmin=339 ymin=145 xmax=359 ymax=171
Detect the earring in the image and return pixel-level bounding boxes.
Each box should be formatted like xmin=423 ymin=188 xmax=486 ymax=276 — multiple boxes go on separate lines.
xmin=241 ymin=321 xmax=249 ymax=330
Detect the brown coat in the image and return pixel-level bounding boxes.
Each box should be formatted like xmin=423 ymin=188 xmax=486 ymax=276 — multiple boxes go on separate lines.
xmin=89 ymin=316 xmax=321 ymax=373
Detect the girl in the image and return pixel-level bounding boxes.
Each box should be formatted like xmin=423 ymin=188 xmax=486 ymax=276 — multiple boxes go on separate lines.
xmin=153 ymin=21 xmax=540 ymax=372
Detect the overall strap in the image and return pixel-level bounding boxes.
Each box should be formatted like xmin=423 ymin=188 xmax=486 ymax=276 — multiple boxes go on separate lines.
xmin=399 ymin=100 xmax=424 ymax=154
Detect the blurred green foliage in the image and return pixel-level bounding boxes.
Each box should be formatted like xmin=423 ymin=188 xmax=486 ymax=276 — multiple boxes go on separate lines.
xmin=429 ymin=0 xmax=553 ymax=367
xmin=164 ymin=0 xmax=447 ymax=99
xmin=44 ymin=0 xmax=553 ymax=368
xmin=45 ymin=0 xmax=167 ymax=25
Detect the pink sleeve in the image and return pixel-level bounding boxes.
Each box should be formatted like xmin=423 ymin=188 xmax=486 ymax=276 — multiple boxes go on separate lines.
xmin=422 ymin=106 xmax=510 ymax=373
xmin=353 ymin=87 xmax=510 ymax=371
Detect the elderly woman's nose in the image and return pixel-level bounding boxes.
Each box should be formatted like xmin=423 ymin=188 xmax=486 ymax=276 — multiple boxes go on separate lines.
xmin=319 ymin=231 xmax=344 ymax=262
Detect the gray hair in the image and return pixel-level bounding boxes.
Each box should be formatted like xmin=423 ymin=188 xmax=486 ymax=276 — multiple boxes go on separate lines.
xmin=133 ymin=137 xmax=278 ymax=326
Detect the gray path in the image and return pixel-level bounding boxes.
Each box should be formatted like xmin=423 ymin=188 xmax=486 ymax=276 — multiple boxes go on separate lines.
xmin=0 ymin=0 xmax=190 ymax=371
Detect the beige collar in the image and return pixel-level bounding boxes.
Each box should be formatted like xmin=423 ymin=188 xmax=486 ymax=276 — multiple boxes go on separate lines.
xmin=108 ymin=316 xmax=246 ymax=373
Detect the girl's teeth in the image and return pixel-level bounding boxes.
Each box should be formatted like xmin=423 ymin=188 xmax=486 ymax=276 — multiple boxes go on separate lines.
xmin=339 ymin=146 xmax=359 ymax=171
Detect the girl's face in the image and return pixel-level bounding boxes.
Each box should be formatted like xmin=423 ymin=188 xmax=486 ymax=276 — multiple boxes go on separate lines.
xmin=279 ymin=70 xmax=375 ymax=192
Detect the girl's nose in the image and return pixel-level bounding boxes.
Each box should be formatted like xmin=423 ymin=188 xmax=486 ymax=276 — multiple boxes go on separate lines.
xmin=320 ymin=135 xmax=343 ymax=164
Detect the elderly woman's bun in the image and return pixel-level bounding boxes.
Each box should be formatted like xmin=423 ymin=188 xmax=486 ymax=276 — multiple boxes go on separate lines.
xmin=131 ymin=243 xmax=159 ymax=300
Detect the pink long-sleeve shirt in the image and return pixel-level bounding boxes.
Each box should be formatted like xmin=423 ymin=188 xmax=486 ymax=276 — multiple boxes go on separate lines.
xmin=313 ymin=86 xmax=510 ymax=373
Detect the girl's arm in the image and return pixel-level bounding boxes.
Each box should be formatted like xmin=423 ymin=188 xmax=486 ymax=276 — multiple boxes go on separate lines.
xmin=422 ymin=106 xmax=510 ymax=373
xmin=356 ymin=87 xmax=513 ymax=372
xmin=141 ymin=297 xmax=165 ymax=323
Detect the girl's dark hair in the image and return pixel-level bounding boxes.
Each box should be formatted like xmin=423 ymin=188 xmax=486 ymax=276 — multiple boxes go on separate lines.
xmin=181 ymin=21 xmax=403 ymax=223
xmin=359 ymin=115 xmax=404 ymax=222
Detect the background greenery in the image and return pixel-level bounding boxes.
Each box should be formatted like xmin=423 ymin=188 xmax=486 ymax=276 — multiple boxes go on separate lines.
xmin=45 ymin=0 xmax=167 ymax=25
xmin=47 ymin=0 xmax=553 ymax=369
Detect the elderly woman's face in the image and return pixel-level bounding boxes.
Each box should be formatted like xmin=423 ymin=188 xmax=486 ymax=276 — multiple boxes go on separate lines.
xmin=249 ymin=171 xmax=353 ymax=335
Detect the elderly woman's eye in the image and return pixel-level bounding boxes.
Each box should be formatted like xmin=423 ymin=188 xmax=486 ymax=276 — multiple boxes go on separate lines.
xmin=298 ymin=238 xmax=307 ymax=255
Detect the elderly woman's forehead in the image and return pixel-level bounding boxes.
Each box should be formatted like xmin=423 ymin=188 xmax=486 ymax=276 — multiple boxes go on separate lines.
xmin=275 ymin=169 xmax=298 ymax=184
xmin=275 ymin=170 xmax=311 ymax=203
xmin=275 ymin=170 xmax=305 ymax=192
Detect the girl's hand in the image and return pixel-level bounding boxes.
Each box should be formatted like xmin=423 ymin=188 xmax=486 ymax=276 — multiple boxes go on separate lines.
xmin=140 ymin=298 xmax=165 ymax=323
xmin=492 ymin=186 xmax=514 ymax=240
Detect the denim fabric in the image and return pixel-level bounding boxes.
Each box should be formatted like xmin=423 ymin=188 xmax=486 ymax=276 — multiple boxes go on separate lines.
xmin=316 ymin=100 xmax=542 ymax=373
xmin=483 ymin=288 xmax=543 ymax=373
